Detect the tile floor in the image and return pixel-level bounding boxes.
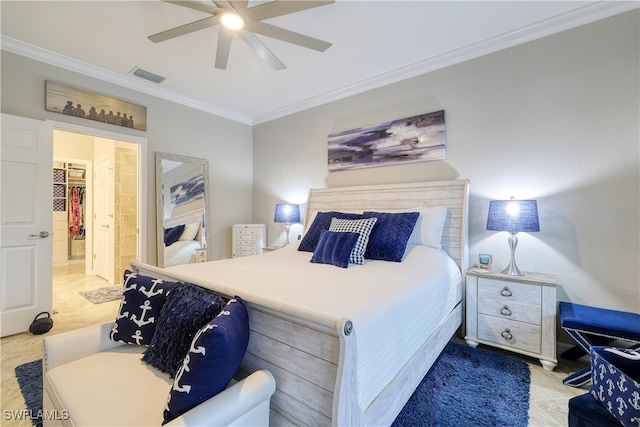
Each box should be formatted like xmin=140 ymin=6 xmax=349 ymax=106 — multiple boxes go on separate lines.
xmin=1 ymin=263 xmax=588 ymax=426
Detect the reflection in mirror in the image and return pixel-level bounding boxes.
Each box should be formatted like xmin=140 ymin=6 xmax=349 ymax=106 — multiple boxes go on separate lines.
xmin=156 ymin=152 xmax=211 ymax=267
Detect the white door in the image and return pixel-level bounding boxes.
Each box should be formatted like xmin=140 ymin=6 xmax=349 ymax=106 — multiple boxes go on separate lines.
xmin=1 ymin=114 xmax=53 ymax=337
xmin=93 ymin=156 xmax=113 ymax=283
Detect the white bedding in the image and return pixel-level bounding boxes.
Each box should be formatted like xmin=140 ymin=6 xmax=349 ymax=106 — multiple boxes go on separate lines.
xmin=167 ymin=242 xmax=462 ymax=410
xmin=164 ymin=240 xmax=200 ymax=267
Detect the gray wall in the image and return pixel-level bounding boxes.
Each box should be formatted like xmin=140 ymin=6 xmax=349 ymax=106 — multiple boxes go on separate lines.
xmin=2 ymin=11 xmax=638 ymax=314
xmin=253 ymin=11 xmax=640 ymax=312
xmin=1 ymin=51 xmax=254 ymax=263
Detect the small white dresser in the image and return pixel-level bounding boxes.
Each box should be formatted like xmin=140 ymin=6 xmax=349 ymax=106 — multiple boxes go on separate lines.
xmin=232 ymin=224 xmax=266 ymax=257
xmin=465 ymin=269 xmax=557 ymax=371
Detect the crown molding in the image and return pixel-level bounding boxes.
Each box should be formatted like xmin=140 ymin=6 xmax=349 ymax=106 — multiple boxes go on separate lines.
xmin=0 ymin=35 xmax=253 ymax=125
xmin=252 ymin=1 xmax=639 ymax=125
xmin=2 ymin=1 xmax=637 ymax=126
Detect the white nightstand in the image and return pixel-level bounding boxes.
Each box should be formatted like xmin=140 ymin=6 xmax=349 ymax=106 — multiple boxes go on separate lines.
xmin=465 ymin=269 xmax=557 ymax=371
xmin=194 ymin=248 xmax=208 ymax=263
xmin=232 ymin=224 xmax=266 ymax=257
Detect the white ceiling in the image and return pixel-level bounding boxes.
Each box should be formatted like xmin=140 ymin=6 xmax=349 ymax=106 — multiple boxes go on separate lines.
xmin=1 ymin=1 xmax=637 ymax=125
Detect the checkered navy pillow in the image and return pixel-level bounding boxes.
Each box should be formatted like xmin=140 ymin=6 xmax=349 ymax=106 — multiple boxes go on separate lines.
xmin=328 ymin=217 xmax=378 ymax=265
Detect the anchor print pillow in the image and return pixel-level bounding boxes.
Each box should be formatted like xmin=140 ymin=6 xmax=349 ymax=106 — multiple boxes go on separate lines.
xmin=589 ymin=346 xmax=640 ymax=426
xmin=163 ymin=297 xmax=250 ymax=424
xmin=110 ymin=270 xmax=179 ymax=346
xmin=142 ymin=283 xmax=226 ymax=376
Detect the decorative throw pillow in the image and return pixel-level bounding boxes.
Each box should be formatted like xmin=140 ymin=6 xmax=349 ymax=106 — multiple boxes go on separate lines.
xmin=142 ymin=283 xmax=226 ymax=376
xmin=411 ymin=206 xmax=448 ymax=249
xmin=179 ymin=222 xmax=200 ymax=241
xmin=328 ymin=217 xmax=378 ymax=265
xmin=163 ymin=297 xmax=250 ymax=424
xmin=298 ymin=211 xmax=363 ymax=252
xmin=363 ymin=211 xmax=419 ymax=262
xmin=380 ymin=206 xmax=448 ymax=248
xmin=310 ymin=230 xmax=360 ymax=268
xmin=164 ymin=225 xmax=185 ymax=246
xmin=110 ymin=270 xmax=179 ymax=346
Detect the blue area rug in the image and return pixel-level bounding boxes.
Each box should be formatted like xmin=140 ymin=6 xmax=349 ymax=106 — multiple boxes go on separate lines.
xmin=392 ymin=341 xmax=531 ymax=426
xmin=16 ymin=341 xmax=529 ymax=427
xmin=14 ymin=359 xmax=43 ymax=427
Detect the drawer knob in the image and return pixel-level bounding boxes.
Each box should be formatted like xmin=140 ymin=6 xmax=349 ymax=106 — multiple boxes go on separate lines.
xmin=500 ymin=287 xmax=513 ymax=297
xmin=500 ymin=306 xmax=512 ymax=316
xmin=501 ymin=329 xmax=513 ymax=340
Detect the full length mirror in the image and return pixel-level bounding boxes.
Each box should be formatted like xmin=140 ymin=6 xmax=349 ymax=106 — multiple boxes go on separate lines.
xmin=156 ymin=152 xmax=211 ymax=267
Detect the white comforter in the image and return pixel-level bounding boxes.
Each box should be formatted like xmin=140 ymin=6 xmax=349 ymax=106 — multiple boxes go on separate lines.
xmin=168 ymin=242 xmax=462 ymax=410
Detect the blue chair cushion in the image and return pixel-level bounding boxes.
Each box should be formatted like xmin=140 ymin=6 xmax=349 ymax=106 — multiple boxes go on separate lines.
xmin=568 ymin=394 xmax=620 ymax=427
xmin=559 ymin=302 xmax=640 ymax=342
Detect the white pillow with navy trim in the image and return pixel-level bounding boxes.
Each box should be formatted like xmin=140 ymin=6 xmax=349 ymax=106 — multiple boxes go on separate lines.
xmin=328 ymin=217 xmax=378 ymax=265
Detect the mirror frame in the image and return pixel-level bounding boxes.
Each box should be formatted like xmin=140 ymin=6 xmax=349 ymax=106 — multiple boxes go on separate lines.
xmin=156 ymin=152 xmax=212 ymax=267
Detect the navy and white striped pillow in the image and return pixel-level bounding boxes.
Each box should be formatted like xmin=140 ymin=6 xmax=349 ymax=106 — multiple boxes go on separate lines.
xmin=328 ymin=217 xmax=378 ymax=265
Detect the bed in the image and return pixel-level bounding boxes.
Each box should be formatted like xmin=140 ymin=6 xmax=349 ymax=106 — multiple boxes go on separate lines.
xmin=132 ymin=179 xmax=469 ymax=426
xmin=161 ymin=209 xmax=205 ymax=267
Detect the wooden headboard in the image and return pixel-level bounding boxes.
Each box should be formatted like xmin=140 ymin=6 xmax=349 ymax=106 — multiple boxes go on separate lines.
xmin=305 ymin=179 xmax=470 ymax=271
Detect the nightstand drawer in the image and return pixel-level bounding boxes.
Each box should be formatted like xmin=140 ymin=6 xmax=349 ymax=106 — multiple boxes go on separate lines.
xmin=236 ymin=229 xmax=259 ymax=237
xmin=478 ymin=314 xmax=541 ymax=354
xmin=478 ymin=298 xmax=541 ymax=325
xmin=478 ymin=278 xmax=541 ymax=305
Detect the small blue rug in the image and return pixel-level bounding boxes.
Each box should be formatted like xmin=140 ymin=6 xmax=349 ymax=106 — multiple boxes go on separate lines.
xmin=14 ymin=359 xmax=43 ymax=427
xmin=392 ymin=341 xmax=531 ymax=427
xmin=16 ymin=341 xmax=529 ymax=427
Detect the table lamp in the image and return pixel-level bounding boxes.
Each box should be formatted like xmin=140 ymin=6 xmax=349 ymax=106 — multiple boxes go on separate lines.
xmin=274 ymin=203 xmax=301 ymax=245
xmin=486 ymin=198 xmax=539 ymax=276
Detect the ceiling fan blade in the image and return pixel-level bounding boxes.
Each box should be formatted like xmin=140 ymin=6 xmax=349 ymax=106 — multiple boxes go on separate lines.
xmin=215 ymin=26 xmax=233 ymax=70
xmin=164 ymin=0 xmax=219 ymax=15
xmin=230 ymin=0 xmax=248 ymax=13
xmin=237 ymin=29 xmax=286 ymax=70
xmin=149 ymin=16 xmax=220 ymax=43
xmin=247 ymin=0 xmax=334 ymax=22
xmin=212 ymin=1 xmax=233 ymax=10
xmin=248 ymin=22 xmax=331 ymax=52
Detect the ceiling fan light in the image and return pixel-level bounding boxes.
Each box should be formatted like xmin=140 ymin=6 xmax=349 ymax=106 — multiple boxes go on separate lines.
xmin=221 ymin=13 xmax=245 ymax=30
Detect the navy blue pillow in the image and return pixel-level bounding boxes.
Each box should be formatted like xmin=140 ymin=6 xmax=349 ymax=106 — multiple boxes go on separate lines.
xmin=363 ymin=211 xmax=419 ymax=262
xmin=298 ymin=212 xmax=363 ymax=252
xmin=310 ymin=230 xmax=359 ymax=268
xmin=163 ymin=297 xmax=250 ymax=424
xmin=164 ymin=225 xmax=185 ymax=246
xmin=110 ymin=270 xmax=179 ymax=346
xmin=142 ymin=283 xmax=226 ymax=376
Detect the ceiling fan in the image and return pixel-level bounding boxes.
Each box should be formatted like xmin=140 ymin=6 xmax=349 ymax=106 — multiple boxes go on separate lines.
xmin=148 ymin=0 xmax=334 ymax=70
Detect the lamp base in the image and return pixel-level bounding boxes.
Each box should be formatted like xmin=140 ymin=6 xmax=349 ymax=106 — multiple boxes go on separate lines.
xmin=501 ymin=233 xmax=523 ymax=276
xmin=284 ymin=223 xmax=291 ymax=245
xmin=501 ymin=262 xmax=522 ymax=276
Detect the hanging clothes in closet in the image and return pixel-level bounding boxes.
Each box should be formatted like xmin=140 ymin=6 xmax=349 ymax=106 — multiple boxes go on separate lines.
xmin=68 ymin=186 xmax=85 ymax=237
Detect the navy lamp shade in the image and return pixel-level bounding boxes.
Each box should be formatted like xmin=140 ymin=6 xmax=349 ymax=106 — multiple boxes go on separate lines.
xmin=274 ymin=203 xmax=301 ymax=245
xmin=486 ymin=199 xmax=540 ymax=276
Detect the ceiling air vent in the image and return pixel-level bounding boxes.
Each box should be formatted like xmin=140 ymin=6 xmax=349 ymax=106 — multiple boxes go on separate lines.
xmin=131 ymin=68 xmax=166 ymax=84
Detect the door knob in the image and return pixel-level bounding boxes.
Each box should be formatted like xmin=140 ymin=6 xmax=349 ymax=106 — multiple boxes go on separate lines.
xmin=102 ymin=224 xmax=110 ymax=228
xmin=28 ymin=231 xmax=50 ymax=238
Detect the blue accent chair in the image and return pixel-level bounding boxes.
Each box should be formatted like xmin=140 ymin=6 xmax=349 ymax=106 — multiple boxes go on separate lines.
xmin=568 ymin=393 xmax=620 ymax=427
xmin=559 ymin=302 xmax=640 ymax=387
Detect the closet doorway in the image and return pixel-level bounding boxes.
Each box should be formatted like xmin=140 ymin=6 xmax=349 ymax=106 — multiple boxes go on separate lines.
xmin=52 ymin=127 xmax=142 ymax=286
